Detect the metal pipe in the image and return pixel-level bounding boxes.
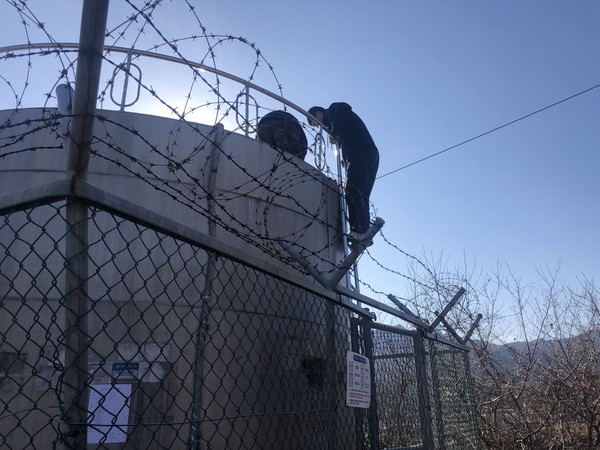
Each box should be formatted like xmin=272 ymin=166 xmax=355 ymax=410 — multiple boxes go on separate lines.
xmin=244 ymin=84 xmax=250 ymax=136
xmin=414 ymin=331 xmax=434 ymax=449
xmin=324 ymin=301 xmax=337 ymax=450
xmin=349 ymin=318 xmax=366 ymax=450
xmin=428 ymin=341 xmax=447 ymax=449
xmin=277 ymin=240 xmax=331 ymax=288
xmin=0 ymin=43 xmax=316 ymax=122
xmin=326 ymin=217 xmax=384 ymax=290
xmin=188 ymin=124 xmax=224 ymax=449
xmin=62 ymin=1 xmax=109 ymax=448
xmin=363 ymin=318 xmax=380 ymax=450
xmin=434 ymin=311 xmax=464 ymax=343
xmin=428 ymin=287 xmax=465 ymax=332
xmin=333 ymin=144 xmax=353 ymax=282
xmin=461 ymin=313 xmax=483 ymax=345
xmin=66 ymin=15 xmax=109 ymax=181
xmin=387 ymin=294 xmax=430 ymax=329
xmin=119 ymin=51 xmax=132 ymax=111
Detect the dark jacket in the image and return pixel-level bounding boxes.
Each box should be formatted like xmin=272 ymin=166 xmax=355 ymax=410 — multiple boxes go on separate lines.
xmin=322 ymin=102 xmax=378 ymax=163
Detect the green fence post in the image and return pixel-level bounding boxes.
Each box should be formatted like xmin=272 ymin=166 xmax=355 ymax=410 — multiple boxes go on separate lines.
xmin=414 ymin=330 xmax=434 ymax=449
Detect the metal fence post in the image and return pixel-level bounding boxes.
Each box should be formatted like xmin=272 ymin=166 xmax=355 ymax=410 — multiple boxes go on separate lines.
xmin=187 ymin=124 xmax=224 ymax=449
xmin=323 ymin=301 xmax=338 ymax=449
xmin=350 ymin=317 xmax=366 ymax=450
xmin=428 ymin=340 xmax=447 ymax=450
xmin=363 ymin=318 xmax=380 ymax=450
xmin=462 ymin=351 xmax=484 ymax=450
xmin=414 ymin=330 xmax=434 ymax=450
xmin=62 ymin=1 xmax=109 ymax=448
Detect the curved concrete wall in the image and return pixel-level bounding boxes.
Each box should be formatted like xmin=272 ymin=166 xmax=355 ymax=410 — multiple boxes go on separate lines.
xmin=0 ymin=108 xmax=343 ymax=275
xmin=0 ymin=108 xmax=352 ymax=449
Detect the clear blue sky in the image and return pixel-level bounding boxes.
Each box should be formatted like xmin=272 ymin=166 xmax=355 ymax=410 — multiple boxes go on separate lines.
xmin=2 ymin=1 xmax=599 ymax=302
xmin=204 ymin=1 xmax=600 ymax=296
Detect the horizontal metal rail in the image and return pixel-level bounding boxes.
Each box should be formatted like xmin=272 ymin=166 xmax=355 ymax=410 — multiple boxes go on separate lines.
xmin=0 ymin=43 xmax=323 ymax=127
xmin=0 ymin=179 xmax=375 ymax=320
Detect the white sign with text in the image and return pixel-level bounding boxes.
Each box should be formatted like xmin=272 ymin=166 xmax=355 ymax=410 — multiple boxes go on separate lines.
xmin=346 ymin=351 xmax=371 ymax=408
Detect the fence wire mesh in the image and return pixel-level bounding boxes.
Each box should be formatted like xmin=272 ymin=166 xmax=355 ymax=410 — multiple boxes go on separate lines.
xmin=426 ymin=340 xmax=482 ymax=450
xmin=350 ymin=320 xmax=481 ymax=450
xmin=1 ymin=199 xmax=356 ymax=449
xmin=0 ymin=196 xmax=480 ymax=449
xmin=0 ymin=2 xmax=481 ymax=449
xmin=362 ymin=324 xmax=423 ymax=449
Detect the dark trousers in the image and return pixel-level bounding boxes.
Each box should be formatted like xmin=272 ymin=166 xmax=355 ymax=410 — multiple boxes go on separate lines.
xmin=345 ymin=153 xmax=379 ymax=234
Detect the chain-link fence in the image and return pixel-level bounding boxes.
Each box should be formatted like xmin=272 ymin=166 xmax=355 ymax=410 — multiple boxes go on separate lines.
xmin=1 ymin=4 xmax=480 ymax=447
xmin=0 ymin=188 xmax=480 ymax=449
xmin=351 ymin=321 xmax=481 ymax=450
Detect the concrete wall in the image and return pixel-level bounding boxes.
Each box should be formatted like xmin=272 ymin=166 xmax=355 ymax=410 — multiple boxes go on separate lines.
xmin=0 ymin=108 xmax=353 ymax=449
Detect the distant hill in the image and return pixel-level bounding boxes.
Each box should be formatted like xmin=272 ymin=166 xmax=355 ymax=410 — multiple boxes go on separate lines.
xmin=469 ymin=329 xmax=600 ymax=375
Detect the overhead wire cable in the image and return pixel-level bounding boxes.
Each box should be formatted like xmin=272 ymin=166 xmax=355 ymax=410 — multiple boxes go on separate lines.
xmin=377 ymin=82 xmax=600 ymax=180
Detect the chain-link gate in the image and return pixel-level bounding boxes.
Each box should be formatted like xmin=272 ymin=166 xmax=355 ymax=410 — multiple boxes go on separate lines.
xmin=351 ymin=319 xmax=482 ymax=450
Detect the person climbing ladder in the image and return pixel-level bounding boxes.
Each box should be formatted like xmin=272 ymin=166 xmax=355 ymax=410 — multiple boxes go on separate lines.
xmin=307 ymin=102 xmax=380 ymax=245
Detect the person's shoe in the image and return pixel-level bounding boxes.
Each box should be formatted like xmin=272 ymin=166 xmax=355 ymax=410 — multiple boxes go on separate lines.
xmin=347 ymin=231 xmax=373 ymax=248
xmin=347 ymin=231 xmax=362 ymax=241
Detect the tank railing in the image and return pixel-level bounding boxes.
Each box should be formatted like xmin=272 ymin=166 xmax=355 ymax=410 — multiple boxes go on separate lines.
xmin=1 ymin=42 xmax=339 ymax=236
xmin=314 ymin=129 xmax=326 ymax=171
xmin=234 ymin=86 xmax=260 ymax=136
xmin=109 ymin=50 xmax=142 ymax=111
xmin=1 ymin=42 xmax=356 ymax=291
xmin=0 ymin=43 xmax=316 ymax=135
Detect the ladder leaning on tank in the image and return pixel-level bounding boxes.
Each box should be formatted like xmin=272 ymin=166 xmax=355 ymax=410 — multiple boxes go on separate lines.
xmin=279 ymin=122 xmax=385 ymax=293
xmin=279 ymin=216 xmax=385 ymax=291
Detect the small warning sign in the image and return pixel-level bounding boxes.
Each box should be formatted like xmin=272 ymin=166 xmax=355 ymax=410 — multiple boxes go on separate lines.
xmin=346 ymin=351 xmax=371 ymax=408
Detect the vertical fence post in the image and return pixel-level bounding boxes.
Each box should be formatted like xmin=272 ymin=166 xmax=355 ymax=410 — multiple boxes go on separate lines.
xmin=324 ymin=301 xmax=338 ymax=450
xmin=350 ymin=317 xmax=366 ymax=450
xmin=187 ymin=124 xmax=224 ymax=449
xmin=462 ymin=351 xmax=484 ymax=450
xmin=62 ymin=1 xmax=109 ymax=448
xmin=414 ymin=330 xmax=434 ymax=449
xmin=346 ymin=317 xmax=365 ymax=450
xmin=428 ymin=340 xmax=447 ymax=450
xmin=363 ymin=318 xmax=380 ymax=450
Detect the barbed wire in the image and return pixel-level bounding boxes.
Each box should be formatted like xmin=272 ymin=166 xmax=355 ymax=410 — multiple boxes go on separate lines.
xmin=0 ymin=0 xmax=478 ymax=326
xmin=0 ymin=4 xmax=484 ymax=448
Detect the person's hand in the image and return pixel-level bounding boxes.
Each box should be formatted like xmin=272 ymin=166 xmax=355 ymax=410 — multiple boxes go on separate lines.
xmin=329 ymin=135 xmax=338 ymax=145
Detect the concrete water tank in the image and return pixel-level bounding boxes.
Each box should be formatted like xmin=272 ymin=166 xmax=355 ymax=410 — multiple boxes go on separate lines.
xmin=0 ymin=107 xmax=352 ymax=448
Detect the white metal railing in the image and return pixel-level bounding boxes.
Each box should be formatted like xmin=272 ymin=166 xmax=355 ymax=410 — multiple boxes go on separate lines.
xmin=0 ymin=43 xmax=312 ymax=132
xmin=0 ymin=41 xmax=353 ymax=287
xmin=1 ymin=42 xmax=330 ymax=169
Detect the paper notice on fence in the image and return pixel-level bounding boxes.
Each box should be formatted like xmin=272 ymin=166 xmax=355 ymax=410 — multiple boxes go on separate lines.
xmin=346 ymin=351 xmax=371 ymax=408
xmin=87 ymin=383 xmax=132 ymax=444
